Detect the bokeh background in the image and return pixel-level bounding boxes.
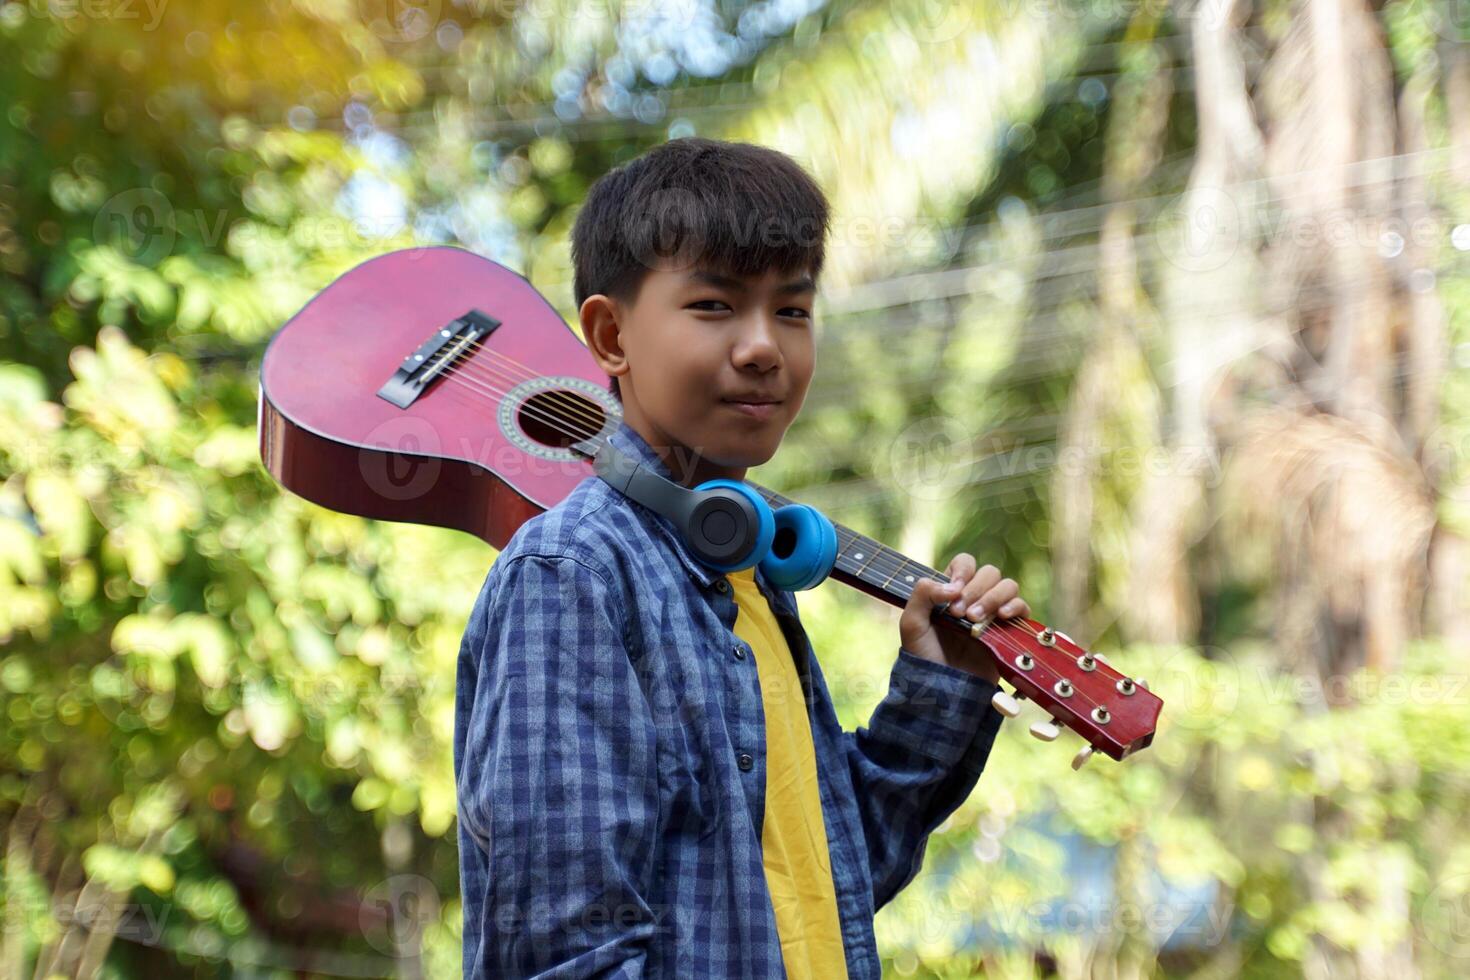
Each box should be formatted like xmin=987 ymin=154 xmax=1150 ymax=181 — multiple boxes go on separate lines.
xmin=3 ymin=0 xmax=1470 ymax=976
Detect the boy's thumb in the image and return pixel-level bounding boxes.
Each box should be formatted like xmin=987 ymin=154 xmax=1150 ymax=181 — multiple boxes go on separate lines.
xmin=907 ymin=576 xmax=960 ymax=612
xmin=900 ymin=578 xmax=960 ymax=646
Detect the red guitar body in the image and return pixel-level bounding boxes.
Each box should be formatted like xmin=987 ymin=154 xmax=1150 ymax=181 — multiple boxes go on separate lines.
xmin=259 ymin=246 xmax=1163 ymax=763
xmin=260 ymin=246 xmax=612 ymax=548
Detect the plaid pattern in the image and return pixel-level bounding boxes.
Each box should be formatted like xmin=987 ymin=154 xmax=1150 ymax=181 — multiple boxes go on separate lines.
xmin=455 ymin=419 xmax=1006 ymax=978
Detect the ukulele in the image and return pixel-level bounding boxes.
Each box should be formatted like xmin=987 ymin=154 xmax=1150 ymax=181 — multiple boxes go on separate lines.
xmin=257 ymin=246 xmax=1163 ymax=767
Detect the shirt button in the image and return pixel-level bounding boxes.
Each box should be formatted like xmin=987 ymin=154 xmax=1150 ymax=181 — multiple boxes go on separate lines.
xmin=737 ymin=752 xmax=754 ymax=771
xmin=733 ymin=644 xmax=746 ymax=660
xmin=714 ymin=580 xmax=730 ymax=594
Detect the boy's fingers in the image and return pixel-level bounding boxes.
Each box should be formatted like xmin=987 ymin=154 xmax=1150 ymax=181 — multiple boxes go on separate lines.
xmin=999 ymin=598 xmax=1029 ymax=618
xmin=975 ymin=578 xmax=1019 ymax=616
xmin=951 ymin=564 xmax=1000 ymax=615
xmin=938 ymin=560 xmax=1026 ymax=619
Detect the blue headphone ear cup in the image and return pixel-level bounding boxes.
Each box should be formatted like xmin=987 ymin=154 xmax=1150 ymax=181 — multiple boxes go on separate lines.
xmin=759 ymin=504 xmax=838 ymax=591
xmin=689 ymin=479 xmax=775 ymax=572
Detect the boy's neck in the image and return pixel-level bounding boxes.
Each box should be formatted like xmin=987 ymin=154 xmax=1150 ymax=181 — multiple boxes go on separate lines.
xmin=620 ymin=404 xmax=750 ymax=487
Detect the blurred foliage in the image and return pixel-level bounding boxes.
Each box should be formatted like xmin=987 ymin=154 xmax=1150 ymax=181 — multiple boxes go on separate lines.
xmin=2 ymin=0 xmax=1469 ymax=977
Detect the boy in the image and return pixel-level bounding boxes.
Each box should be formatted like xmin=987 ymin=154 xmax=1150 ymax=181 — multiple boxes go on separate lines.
xmin=454 ymin=137 xmax=1029 ymax=978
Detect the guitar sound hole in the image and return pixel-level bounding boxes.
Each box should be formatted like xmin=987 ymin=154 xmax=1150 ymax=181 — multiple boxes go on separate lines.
xmin=517 ymin=390 xmax=606 ymax=448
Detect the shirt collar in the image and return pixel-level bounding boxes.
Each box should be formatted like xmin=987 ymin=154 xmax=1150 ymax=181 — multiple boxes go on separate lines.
xmin=602 ymin=419 xmax=721 ymax=589
xmin=601 ymin=418 xmax=792 ymax=608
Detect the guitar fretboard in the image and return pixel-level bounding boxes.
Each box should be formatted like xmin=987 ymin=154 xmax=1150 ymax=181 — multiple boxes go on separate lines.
xmin=750 ymin=483 xmax=948 ymax=605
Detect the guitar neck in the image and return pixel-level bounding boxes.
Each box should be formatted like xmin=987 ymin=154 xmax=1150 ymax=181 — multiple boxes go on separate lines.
xmin=750 ymin=483 xmax=945 ymax=606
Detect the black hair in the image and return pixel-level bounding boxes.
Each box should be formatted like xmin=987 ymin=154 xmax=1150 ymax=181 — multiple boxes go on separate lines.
xmin=571 ymin=137 xmax=831 ymax=402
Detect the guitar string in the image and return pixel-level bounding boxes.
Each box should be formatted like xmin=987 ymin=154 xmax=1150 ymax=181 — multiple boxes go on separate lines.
xmin=388 ymin=332 xmax=1125 ymax=724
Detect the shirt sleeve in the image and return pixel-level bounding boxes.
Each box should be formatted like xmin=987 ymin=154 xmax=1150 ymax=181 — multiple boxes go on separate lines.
xmin=838 ymin=646 xmax=1005 ymax=911
xmin=456 ymin=552 xmax=660 ymax=978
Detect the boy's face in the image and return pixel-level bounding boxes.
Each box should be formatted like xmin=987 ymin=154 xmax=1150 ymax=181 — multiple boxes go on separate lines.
xmin=582 ymin=262 xmax=816 ymax=485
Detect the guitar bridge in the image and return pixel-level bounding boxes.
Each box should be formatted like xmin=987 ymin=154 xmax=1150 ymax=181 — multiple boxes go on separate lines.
xmin=377 ymin=309 xmax=501 ymax=409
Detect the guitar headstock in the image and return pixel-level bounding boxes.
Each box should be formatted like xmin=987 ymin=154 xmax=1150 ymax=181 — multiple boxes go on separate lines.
xmin=956 ymin=615 xmax=1163 ymax=765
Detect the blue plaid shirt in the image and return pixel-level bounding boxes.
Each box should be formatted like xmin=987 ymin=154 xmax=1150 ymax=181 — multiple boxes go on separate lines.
xmin=454 ymin=419 xmax=1005 ymax=978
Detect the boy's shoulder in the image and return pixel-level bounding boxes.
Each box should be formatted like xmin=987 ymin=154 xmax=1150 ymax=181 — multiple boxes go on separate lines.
xmin=485 ymin=466 xmax=736 ymax=596
xmin=488 ymin=470 xmax=697 ymax=595
xmin=491 ymin=475 xmax=627 ymax=578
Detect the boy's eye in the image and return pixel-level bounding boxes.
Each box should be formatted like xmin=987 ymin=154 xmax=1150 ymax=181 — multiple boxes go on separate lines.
xmin=687 ymin=300 xmax=811 ymax=320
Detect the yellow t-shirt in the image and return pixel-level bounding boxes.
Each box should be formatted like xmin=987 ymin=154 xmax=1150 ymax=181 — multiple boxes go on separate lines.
xmin=727 ymin=566 xmax=850 ymax=980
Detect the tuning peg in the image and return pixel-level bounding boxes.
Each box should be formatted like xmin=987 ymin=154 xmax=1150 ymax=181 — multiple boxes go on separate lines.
xmin=1029 ymin=718 xmax=1061 ymax=742
xmin=1071 ymin=745 xmax=1094 ymax=771
xmin=991 ymin=690 xmax=1023 ymax=718
xmin=1137 ymin=678 xmax=1148 ymax=690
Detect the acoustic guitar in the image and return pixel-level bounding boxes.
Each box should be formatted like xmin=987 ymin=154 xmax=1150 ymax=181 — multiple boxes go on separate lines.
xmin=257 ymin=246 xmax=1163 ymax=767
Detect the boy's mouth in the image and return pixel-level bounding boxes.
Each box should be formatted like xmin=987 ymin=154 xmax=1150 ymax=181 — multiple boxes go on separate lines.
xmin=720 ymin=396 xmax=783 ymax=421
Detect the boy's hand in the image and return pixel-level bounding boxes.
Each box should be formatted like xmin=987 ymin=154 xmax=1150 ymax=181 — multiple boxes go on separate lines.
xmin=899 ymin=554 xmax=1029 ymax=685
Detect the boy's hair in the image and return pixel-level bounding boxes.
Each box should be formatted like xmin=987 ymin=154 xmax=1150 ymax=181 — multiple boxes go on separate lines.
xmin=571 ymin=137 xmax=831 ymax=402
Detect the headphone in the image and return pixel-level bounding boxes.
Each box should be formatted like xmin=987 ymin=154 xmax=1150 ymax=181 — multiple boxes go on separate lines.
xmin=587 ymin=438 xmax=838 ymax=591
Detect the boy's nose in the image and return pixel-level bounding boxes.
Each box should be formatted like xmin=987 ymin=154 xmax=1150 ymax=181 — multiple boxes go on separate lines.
xmin=733 ymin=317 xmax=782 ymax=371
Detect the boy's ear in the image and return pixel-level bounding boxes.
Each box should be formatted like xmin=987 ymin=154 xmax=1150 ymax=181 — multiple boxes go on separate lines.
xmin=580 ymin=294 xmax=629 ymax=384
